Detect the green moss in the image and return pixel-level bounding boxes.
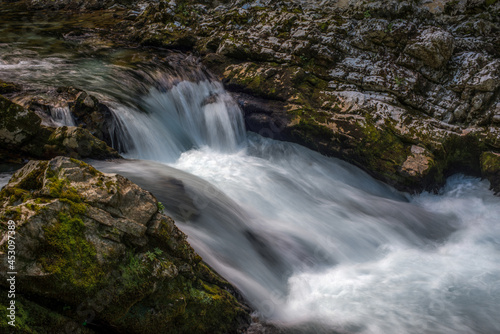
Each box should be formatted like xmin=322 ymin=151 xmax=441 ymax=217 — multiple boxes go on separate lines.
xmin=119 ymin=251 xmax=149 ymax=289
xmin=40 ymin=208 xmax=103 ymax=293
xmin=480 ymin=152 xmax=500 ymax=194
xmin=115 ymin=271 xmax=246 ymax=334
xmin=46 ymin=177 xmax=82 ymax=203
xmin=480 ymin=152 xmax=500 ymax=174
xmin=26 ymin=202 xmax=42 ymax=212
xmin=2 ymin=206 xmax=22 ymax=221
xmin=1 ymin=187 xmax=30 ymax=205
xmin=16 ymin=162 xmax=48 ymax=190
xmin=441 ymin=133 xmax=484 ymax=177
xmin=352 ymin=120 xmax=415 ymax=186
xmin=318 ymin=21 xmax=329 ymax=33
xmin=69 ymin=158 xmax=99 ymax=176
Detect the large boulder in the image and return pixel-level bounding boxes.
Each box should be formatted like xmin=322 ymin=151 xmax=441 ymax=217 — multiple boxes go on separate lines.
xmin=0 ymin=157 xmax=250 ymax=333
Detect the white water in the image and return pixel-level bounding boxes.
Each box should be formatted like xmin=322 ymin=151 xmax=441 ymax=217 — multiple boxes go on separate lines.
xmin=49 ymin=106 xmax=75 ymax=126
xmin=95 ymin=80 xmax=500 ymax=334
xmin=108 ymin=80 xmax=246 ymax=162
xmin=1 ymin=38 xmax=499 ymax=331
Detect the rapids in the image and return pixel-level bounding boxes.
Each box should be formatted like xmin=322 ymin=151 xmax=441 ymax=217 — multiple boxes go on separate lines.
xmin=1 ymin=23 xmax=500 ymax=333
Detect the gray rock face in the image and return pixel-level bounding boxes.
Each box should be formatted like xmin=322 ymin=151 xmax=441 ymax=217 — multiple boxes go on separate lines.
xmin=6 ymin=0 xmax=500 ymax=192
xmin=0 ymin=157 xmax=250 ymax=333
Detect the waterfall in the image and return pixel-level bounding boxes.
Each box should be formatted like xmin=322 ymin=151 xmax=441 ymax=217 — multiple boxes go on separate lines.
xmin=49 ymin=106 xmax=75 ymax=126
xmin=106 ymin=79 xmax=246 ymax=163
xmin=93 ymin=73 xmax=500 ymax=334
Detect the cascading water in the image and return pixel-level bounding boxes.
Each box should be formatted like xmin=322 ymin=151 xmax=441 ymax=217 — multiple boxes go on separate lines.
xmin=49 ymin=106 xmax=75 ymax=126
xmin=95 ymin=76 xmax=500 ymax=334
xmin=107 ymin=80 xmax=246 ymax=162
xmin=1 ymin=33 xmax=499 ymax=332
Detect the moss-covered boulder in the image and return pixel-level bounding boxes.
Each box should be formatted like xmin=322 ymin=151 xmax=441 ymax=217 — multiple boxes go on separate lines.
xmin=0 ymin=157 xmax=250 ymax=333
xmin=0 ymin=94 xmax=42 ymax=150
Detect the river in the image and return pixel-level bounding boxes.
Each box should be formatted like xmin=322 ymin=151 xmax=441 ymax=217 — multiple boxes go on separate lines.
xmin=1 ymin=17 xmax=500 ymax=334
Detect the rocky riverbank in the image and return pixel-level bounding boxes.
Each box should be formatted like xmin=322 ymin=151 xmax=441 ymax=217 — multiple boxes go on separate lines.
xmin=129 ymin=0 xmax=500 ymax=193
xmin=0 ymin=79 xmax=120 ymax=164
xmin=0 ymin=157 xmax=250 ymax=333
xmin=2 ymin=0 xmax=500 ymax=193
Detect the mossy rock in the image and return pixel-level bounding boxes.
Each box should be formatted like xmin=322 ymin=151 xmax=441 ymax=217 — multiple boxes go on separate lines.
xmin=0 ymin=95 xmax=41 ymax=148
xmin=0 ymin=79 xmax=22 ymax=95
xmin=0 ymin=293 xmax=94 ymax=334
xmin=480 ymin=151 xmax=500 ymax=194
xmin=46 ymin=126 xmax=120 ymax=159
xmin=0 ymin=157 xmax=250 ymax=333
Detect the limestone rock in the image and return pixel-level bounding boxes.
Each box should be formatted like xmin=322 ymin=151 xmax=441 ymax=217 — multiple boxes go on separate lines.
xmin=400 ymin=146 xmax=435 ymax=179
xmin=46 ymin=126 xmax=119 ymax=160
xmin=0 ymin=95 xmax=41 ymax=149
xmin=9 ymin=0 xmax=500 ymax=193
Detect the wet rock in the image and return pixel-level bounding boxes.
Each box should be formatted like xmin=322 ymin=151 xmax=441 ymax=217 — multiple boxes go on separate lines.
xmin=9 ymin=0 xmax=500 ymax=193
xmin=0 ymin=157 xmax=250 ymax=333
xmin=400 ymin=146 xmax=436 ymax=180
xmin=18 ymin=86 xmax=117 ymax=147
xmin=46 ymin=126 xmax=120 ymax=159
xmin=0 ymin=95 xmax=41 ymax=149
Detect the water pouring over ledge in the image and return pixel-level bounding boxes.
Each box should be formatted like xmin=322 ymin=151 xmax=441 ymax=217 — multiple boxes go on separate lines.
xmin=1 ymin=45 xmax=499 ymax=333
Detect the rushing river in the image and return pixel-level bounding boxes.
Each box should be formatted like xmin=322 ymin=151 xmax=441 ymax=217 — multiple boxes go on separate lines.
xmin=1 ymin=19 xmax=500 ymax=334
